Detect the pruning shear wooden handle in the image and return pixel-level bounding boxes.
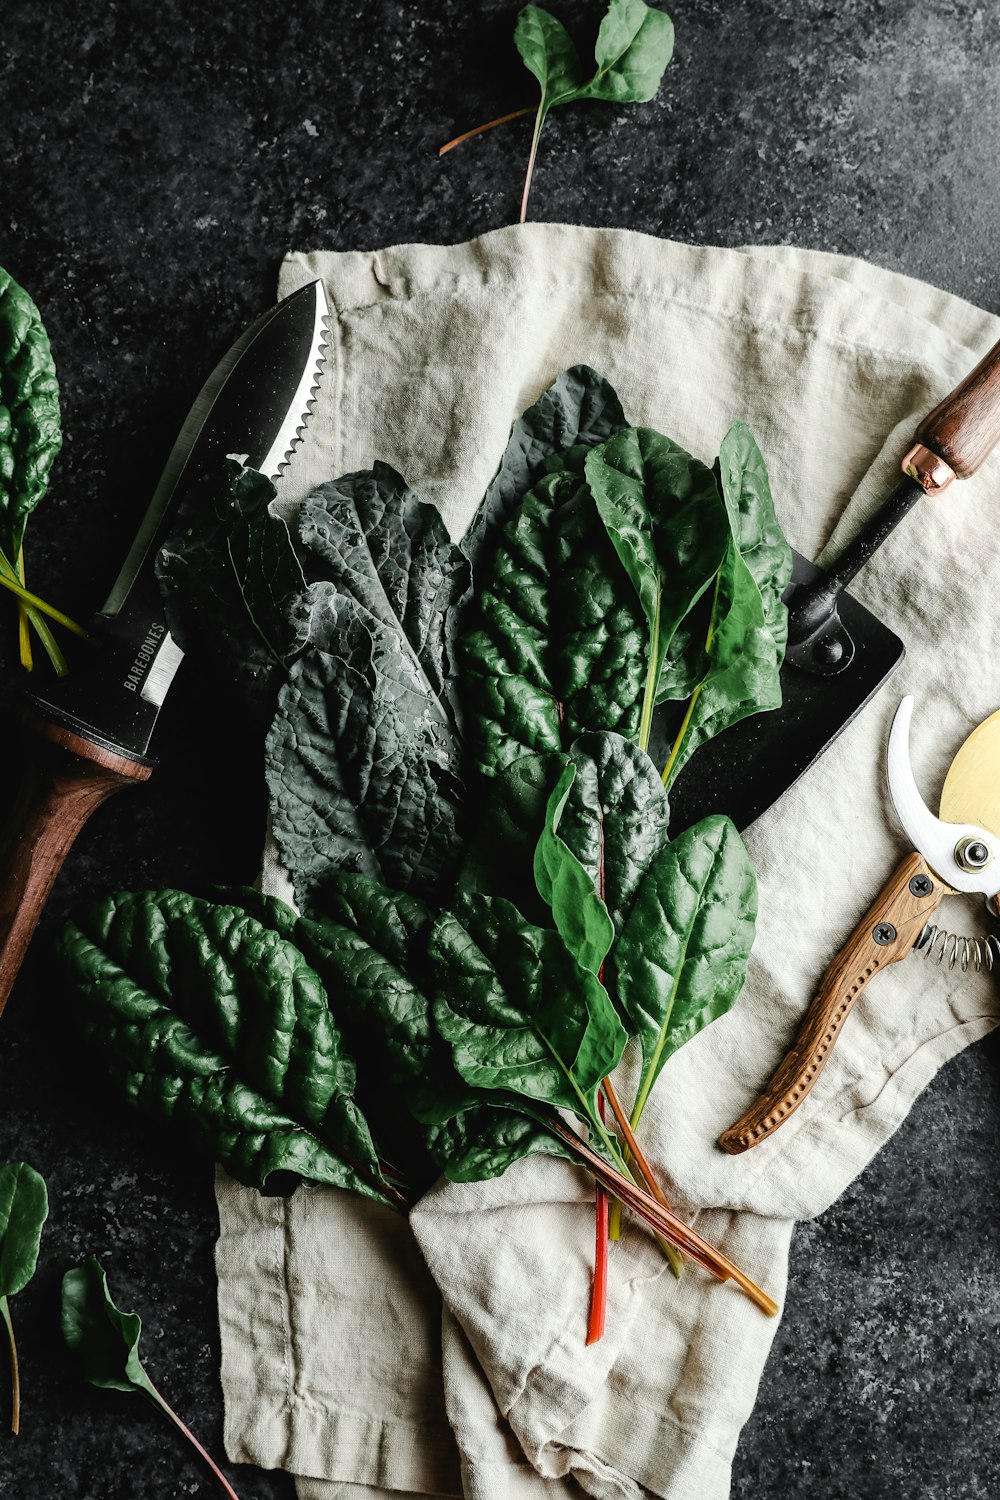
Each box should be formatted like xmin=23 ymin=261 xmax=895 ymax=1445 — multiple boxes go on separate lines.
xmin=718 ymin=851 xmax=942 ymax=1153
xmin=720 ymin=696 xmax=1000 ymax=1155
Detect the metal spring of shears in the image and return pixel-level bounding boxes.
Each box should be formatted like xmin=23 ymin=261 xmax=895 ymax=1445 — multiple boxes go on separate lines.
xmin=915 ymin=923 xmax=1000 ymax=973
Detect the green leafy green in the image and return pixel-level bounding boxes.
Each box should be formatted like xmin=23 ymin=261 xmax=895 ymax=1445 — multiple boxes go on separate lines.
xmin=584 ymin=427 xmax=728 ymax=752
xmin=430 ymin=895 xmax=627 ymax=1124
xmin=457 ymin=731 xmax=670 ymax=938
xmin=462 ymin=365 xmax=627 ymax=583
xmin=62 ymin=1259 xmax=243 ymax=1499
xmin=513 ymin=1 xmax=674 ymax=219
xmin=61 ymin=1259 xmax=158 ymax=1400
xmin=609 ymin=815 xmax=757 ymax=1129
xmin=56 ymin=890 xmax=392 ymax=1204
xmin=0 ymin=269 xmax=61 ymax=563
xmin=297 ymin=462 xmax=470 ymax=723
xmin=659 ymin=433 xmax=788 ymax=787
xmin=461 ymin=469 xmax=647 ymax=777
xmin=424 ymin=1102 xmax=574 ymax=1182
xmin=265 ymin=608 xmax=463 ymax=907
xmin=533 ymin=763 xmax=614 ymax=974
xmin=156 ymin=459 xmax=309 ymax=715
xmin=0 ymin=1162 xmax=48 ymax=1435
xmin=0 ymin=266 xmax=74 ymax=674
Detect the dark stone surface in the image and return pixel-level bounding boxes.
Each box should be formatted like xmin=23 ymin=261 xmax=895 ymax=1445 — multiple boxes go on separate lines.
xmin=1 ymin=1 xmax=999 ymax=1495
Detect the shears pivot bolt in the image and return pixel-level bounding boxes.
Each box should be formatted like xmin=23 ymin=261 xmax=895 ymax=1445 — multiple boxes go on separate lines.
xmin=873 ymin=923 xmax=897 ymax=945
xmin=955 ymin=838 xmax=991 ymax=871
xmin=909 ymin=875 xmax=934 ymax=897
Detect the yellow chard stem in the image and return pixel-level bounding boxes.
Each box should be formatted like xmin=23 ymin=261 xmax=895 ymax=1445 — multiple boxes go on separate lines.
xmin=15 ymin=548 xmax=32 ymax=672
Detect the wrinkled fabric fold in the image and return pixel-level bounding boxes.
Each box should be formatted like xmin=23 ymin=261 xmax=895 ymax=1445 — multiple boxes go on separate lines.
xmin=213 ymin=224 xmax=1000 ymax=1500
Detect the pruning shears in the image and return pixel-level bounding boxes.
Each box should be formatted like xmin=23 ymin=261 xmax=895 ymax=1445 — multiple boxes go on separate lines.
xmin=719 ymin=695 xmax=1000 ymax=1153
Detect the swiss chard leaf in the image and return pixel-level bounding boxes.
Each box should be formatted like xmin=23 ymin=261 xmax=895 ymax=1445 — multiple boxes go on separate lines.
xmin=298 ymin=462 xmax=470 ymax=723
xmin=0 ymin=1163 xmax=47 ymax=1301
xmin=156 ymin=459 xmax=309 ymax=714
xmin=424 ymin=1102 xmax=574 ymax=1183
xmin=461 ymin=469 xmax=647 ymax=777
xmin=577 ymin=0 xmax=675 ymax=104
xmin=457 ymin=730 xmax=670 ymax=936
xmin=584 ymin=427 xmax=728 ymax=750
xmin=430 ymin=896 xmax=628 ymax=1123
xmin=56 ymin=890 xmax=391 ymax=1204
xmin=462 ymin=365 xmax=627 ymax=582
xmin=265 ymin=601 xmax=463 ymax=907
xmin=296 ymin=874 xmax=564 ymax=1179
xmin=609 ymin=814 xmax=756 ymax=1128
xmin=715 ymin=420 xmax=792 ymax=657
xmin=61 ymin=1259 xmax=157 ymax=1401
xmin=533 ymin=763 xmax=614 ymax=974
xmin=0 ymin=267 xmax=62 ymax=562
xmin=513 ymin=2 xmax=674 ymax=219
xmin=660 ymin=524 xmax=784 ymax=789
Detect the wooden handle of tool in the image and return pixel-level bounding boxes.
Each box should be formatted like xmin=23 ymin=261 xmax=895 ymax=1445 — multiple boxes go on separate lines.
xmin=0 ymin=716 xmax=152 ymax=1018
xmin=718 ymin=852 xmax=942 ymax=1155
xmin=915 ymin=335 xmax=1000 ymax=479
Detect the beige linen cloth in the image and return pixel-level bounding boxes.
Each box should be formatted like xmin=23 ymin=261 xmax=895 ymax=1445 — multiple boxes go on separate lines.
xmin=214 ymin=226 xmax=1000 ymax=1500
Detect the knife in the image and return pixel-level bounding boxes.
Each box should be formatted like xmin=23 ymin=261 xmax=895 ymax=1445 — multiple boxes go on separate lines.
xmin=0 ymin=278 xmax=330 ymax=1016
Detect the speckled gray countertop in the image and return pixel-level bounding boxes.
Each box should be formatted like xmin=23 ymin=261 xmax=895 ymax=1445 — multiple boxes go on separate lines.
xmin=2 ymin=2 xmax=1000 ymax=1496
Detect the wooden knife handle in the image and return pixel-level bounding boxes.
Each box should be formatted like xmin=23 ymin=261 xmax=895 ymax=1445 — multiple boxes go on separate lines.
xmin=718 ymin=852 xmax=943 ymax=1155
xmin=0 ymin=714 xmax=152 ymax=1018
xmin=915 ymin=334 xmax=1000 ymax=480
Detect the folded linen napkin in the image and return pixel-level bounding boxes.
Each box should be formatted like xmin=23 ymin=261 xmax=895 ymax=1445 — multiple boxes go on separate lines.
xmin=215 ymin=225 xmax=1000 ymax=1499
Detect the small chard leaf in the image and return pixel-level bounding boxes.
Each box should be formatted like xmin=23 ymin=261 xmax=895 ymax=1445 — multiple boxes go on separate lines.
xmin=578 ymin=0 xmax=675 ymax=104
xmin=715 ymin=421 xmax=792 ymax=658
xmin=610 ymin=815 xmax=756 ymax=1126
xmin=462 ymin=365 xmax=628 ymax=582
xmin=56 ymin=891 xmax=391 ymax=1204
xmin=430 ymin=896 xmax=628 ymax=1123
xmin=0 ymin=1163 xmax=47 ymax=1300
xmin=461 ymin=470 xmax=646 ymax=778
xmin=297 ymin=463 xmax=470 ymax=723
xmin=661 ymin=430 xmax=788 ymax=788
xmin=514 ymin=6 xmax=587 ymax=111
xmin=266 ymin=601 xmax=463 ymax=907
xmin=61 ymin=1259 xmax=158 ymax=1401
xmin=584 ymin=428 xmax=728 ymax=748
xmin=533 ymin=763 xmax=614 ymax=974
xmin=457 ymin=730 xmax=669 ymax=936
xmin=156 ymin=459 xmax=308 ymax=715
xmin=424 ymin=1102 xmax=574 ymax=1183
xmin=0 ymin=267 xmax=62 ymax=562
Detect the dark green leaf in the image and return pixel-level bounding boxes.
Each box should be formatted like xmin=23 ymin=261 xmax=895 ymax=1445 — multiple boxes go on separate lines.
xmin=0 ymin=1163 xmax=47 ymax=1300
xmin=298 ymin=462 xmax=470 ymax=722
xmin=461 ymin=470 xmax=647 ymax=778
xmin=661 ymin=547 xmax=782 ymax=790
xmin=56 ymin=890 xmax=390 ymax=1203
xmin=0 ymin=267 xmax=61 ymax=561
xmin=584 ymin=427 xmax=728 ymax=746
xmin=533 ymin=763 xmax=614 ymax=974
xmin=457 ymin=731 xmax=670 ymax=936
xmin=577 ymin=0 xmax=675 ymax=104
xmin=715 ymin=420 xmax=792 ymax=658
xmin=610 ymin=815 xmax=756 ymax=1125
xmin=266 ymin=602 xmax=463 ymax=906
xmin=424 ymin=1102 xmax=573 ymax=1182
xmin=156 ymin=459 xmax=308 ymax=713
xmin=462 ymin=365 xmax=628 ymax=582
xmin=430 ymin=896 xmax=627 ymax=1122
xmin=514 ymin=6 xmax=587 ymax=112
xmin=61 ymin=1259 xmax=158 ymax=1401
